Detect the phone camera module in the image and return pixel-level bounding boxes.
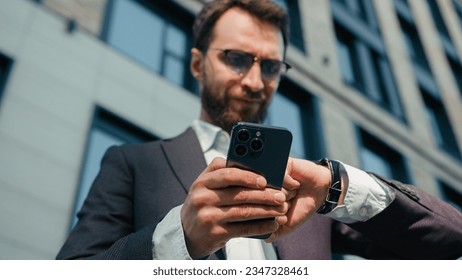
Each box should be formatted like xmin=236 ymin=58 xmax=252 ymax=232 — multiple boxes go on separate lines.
xmin=237 ymin=129 xmax=250 ymax=142
xmin=234 ymin=144 xmax=248 ymax=157
xmin=250 ymin=138 xmax=263 ymax=152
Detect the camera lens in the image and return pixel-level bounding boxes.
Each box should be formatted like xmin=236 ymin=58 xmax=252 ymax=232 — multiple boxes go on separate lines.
xmin=237 ymin=129 xmax=250 ymax=142
xmin=234 ymin=144 xmax=248 ymax=157
xmin=250 ymin=138 xmax=263 ymax=152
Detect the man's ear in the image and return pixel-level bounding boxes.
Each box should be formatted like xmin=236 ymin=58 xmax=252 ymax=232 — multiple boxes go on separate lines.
xmin=190 ymin=48 xmax=203 ymax=80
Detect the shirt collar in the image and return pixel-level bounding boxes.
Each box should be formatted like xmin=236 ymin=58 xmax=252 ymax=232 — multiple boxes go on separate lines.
xmin=191 ymin=120 xmax=230 ymax=155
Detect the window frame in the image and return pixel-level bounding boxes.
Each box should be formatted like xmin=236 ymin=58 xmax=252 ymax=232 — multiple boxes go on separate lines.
xmin=356 ymin=127 xmax=412 ymax=183
xmin=273 ymin=0 xmax=307 ymax=53
xmin=70 ymin=106 xmax=158 ymax=229
xmin=426 ymin=0 xmax=452 ymax=42
xmin=447 ymin=54 xmax=462 ymax=97
xmin=100 ymin=0 xmax=197 ymax=93
xmin=332 ymin=1 xmax=406 ymax=122
xmin=0 ymin=52 xmax=14 ymax=104
xmin=266 ymin=78 xmax=326 ymax=160
xmin=438 ymin=180 xmax=462 ymax=211
xmin=453 ymin=0 xmax=462 ymax=27
xmin=397 ymin=15 xmax=432 ymax=73
xmin=421 ymin=88 xmax=462 ymax=160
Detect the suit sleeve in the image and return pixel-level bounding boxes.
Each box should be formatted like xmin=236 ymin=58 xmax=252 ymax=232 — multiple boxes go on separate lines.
xmin=332 ymin=174 xmax=462 ymax=259
xmin=56 ymin=146 xmax=158 ymax=259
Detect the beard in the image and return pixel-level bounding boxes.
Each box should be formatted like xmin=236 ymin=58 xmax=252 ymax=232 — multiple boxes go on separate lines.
xmin=200 ymin=74 xmax=270 ymax=134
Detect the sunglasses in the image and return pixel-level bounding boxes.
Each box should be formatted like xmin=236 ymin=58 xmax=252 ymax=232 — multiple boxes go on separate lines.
xmin=209 ymin=49 xmax=291 ymax=81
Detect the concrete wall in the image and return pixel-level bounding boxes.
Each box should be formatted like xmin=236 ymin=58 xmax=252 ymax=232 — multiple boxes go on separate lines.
xmin=0 ymin=0 xmax=199 ymax=259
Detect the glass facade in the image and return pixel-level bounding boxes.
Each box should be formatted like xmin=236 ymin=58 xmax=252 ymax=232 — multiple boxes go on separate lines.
xmin=102 ymin=0 xmax=196 ymax=93
xmin=395 ymin=1 xmax=462 ymax=161
xmin=422 ymin=88 xmax=462 ymax=160
xmin=273 ymin=0 xmax=306 ymax=53
xmin=358 ymin=129 xmax=410 ymax=183
xmin=398 ymin=15 xmax=432 ymax=72
xmin=265 ymin=79 xmax=325 ymax=160
xmin=439 ymin=180 xmax=462 ymax=211
xmin=454 ymin=0 xmax=462 ymax=27
xmin=332 ymin=0 xmax=405 ymax=121
xmin=71 ymin=107 xmax=157 ymax=228
xmin=426 ymin=0 xmax=452 ymax=42
xmin=426 ymin=0 xmax=462 ymax=98
xmin=447 ymin=55 xmax=462 ymax=97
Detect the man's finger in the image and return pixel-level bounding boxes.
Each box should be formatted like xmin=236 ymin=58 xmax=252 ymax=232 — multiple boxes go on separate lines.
xmin=215 ymin=187 xmax=286 ymax=206
xmin=201 ymin=168 xmax=267 ymax=190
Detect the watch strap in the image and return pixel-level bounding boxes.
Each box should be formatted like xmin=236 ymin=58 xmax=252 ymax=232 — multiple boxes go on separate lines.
xmin=316 ymin=158 xmax=342 ymax=214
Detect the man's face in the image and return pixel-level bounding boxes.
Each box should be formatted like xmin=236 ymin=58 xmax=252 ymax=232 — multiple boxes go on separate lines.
xmin=192 ymin=8 xmax=285 ymax=133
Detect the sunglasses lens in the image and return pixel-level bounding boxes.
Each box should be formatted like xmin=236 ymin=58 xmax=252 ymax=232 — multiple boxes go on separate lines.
xmin=219 ymin=49 xmax=289 ymax=80
xmin=261 ymin=60 xmax=283 ymax=79
xmin=225 ymin=51 xmax=253 ymax=75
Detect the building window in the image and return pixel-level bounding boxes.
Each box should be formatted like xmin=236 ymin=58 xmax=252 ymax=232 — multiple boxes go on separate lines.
xmin=0 ymin=52 xmax=13 ymax=104
xmin=265 ymin=79 xmax=325 ymax=160
xmin=358 ymin=128 xmax=411 ymax=183
xmin=422 ymin=88 xmax=462 ymax=160
xmin=423 ymin=0 xmax=462 ymax=99
xmin=398 ymin=15 xmax=431 ymax=72
xmin=439 ymin=180 xmax=462 ymax=211
xmin=71 ymin=107 xmax=158 ymax=228
xmin=447 ymin=55 xmax=462 ymax=97
xmin=453 ymin=0 xmax=462 ymax=27
xmin=426 ymin=0 xmax=452 ymax=43
xmin=332 ymin=0 xmax=380 ymax=30
xmin=335 ymin=25 xmax=364 ymax=91
xmin=393 ymin=0 xmax=413 ymax=21
xmin=369 ymin=50 xmax=405 ymax=119
xmin=395 ymin=3 xmax=461 ymax=160
xmin=102 ymin=0 xmax=197 ymax=93
xmin=273 ymin=0 xmax=307 ymax=53
xmin=396 ymin=0 xmax=409 ymax=6
xmin=332 ymin=1 xmax=405 ymax=121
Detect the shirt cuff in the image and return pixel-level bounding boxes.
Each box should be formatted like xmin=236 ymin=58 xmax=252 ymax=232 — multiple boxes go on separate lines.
xmin=325 ymin=163 xmax=396 ymax=223
xmin=152 ymin=204 xmax=192 ymax=260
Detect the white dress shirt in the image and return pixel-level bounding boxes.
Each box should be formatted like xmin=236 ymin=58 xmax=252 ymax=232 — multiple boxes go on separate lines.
xmin=152 ymin=120 xmax=395 ymax=259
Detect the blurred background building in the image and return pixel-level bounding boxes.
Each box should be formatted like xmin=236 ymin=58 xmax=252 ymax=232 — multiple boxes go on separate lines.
xmin=0 ymin=0 xmax=461 ymax=259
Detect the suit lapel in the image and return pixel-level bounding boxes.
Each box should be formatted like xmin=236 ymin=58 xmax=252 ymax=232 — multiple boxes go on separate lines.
xmin=160 ymin=127 xmax=226 ymax=260
xmin=161 ymin=127 xmax=207 ymax=194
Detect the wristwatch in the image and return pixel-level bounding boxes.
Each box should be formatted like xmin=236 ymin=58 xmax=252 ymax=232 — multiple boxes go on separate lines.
xmin=316 ymin=158 xmax=342 ymax=214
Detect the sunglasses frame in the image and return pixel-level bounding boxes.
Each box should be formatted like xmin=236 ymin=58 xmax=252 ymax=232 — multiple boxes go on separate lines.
xmin=209 ymin=48 xmax=291 ymax=81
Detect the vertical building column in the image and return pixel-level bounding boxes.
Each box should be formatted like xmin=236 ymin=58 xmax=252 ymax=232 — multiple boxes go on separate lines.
xmin=298 ymin=0 xmax=341 ymax=80
xmin=438 ymin=0 xmax=462 ymax=60
xmin=410 ymin=0 xmax=462 ymax=151
xmin=372 ymin=0 xmax=435 ymax=146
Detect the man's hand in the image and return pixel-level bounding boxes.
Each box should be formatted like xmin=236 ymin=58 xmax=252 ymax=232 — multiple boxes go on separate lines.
xmin=181 ymin=157 xmax=294 ymax=259
xmin=267 ymin=158 xmax=332 ymax=242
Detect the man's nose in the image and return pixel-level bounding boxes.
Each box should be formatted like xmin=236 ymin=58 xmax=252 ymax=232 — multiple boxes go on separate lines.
xmin=241 ymin=63 xmax=264 ymax=93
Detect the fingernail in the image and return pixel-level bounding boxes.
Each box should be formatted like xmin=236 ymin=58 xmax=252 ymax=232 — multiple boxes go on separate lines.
xmin=256 ymin=177 xmax=266 ymax=188
xmin=274 ymin=192 xmax=286 ymax=204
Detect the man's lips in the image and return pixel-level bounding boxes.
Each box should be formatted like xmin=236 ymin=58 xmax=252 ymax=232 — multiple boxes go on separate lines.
xmin=232 ymin=97 xmax=263 ymax=105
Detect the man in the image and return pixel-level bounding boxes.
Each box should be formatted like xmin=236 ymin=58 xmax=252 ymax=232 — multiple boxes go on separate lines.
xmin=56 ymin=0 xmax=462 ymax=260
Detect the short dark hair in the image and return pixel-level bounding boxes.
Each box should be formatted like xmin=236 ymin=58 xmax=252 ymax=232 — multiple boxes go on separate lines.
xmin=193 ymin=0 xmax=290 ymax=56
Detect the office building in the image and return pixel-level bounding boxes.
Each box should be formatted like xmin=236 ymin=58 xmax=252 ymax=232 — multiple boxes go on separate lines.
xmin=0 ymin=0 xmax=461 ymax=259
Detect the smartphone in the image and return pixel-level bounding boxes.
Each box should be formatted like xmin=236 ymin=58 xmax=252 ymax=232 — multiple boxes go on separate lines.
xmin=226 ymin=122 xmax=292 ymax=239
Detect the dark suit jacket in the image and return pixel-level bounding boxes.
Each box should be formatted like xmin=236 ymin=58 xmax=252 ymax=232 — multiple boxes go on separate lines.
xmin=56 ymin=128 xmax=462 ymax=259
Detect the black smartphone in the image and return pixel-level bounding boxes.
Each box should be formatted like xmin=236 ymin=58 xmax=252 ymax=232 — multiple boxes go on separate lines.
xmin=226 ymin=122 xmax=292 ymax=239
